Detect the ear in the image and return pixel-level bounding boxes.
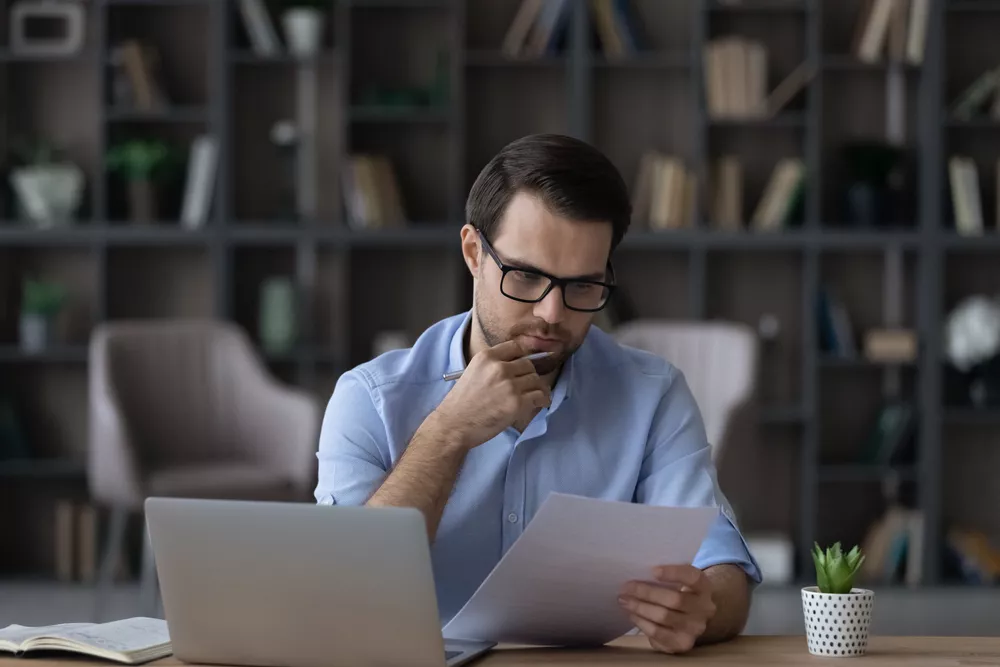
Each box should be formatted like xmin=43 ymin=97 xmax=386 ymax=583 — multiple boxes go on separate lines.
xmin=460 ymin=224 xmax=482 ymax=278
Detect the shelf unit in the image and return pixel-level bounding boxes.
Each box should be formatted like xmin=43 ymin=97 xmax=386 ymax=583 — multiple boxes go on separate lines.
xmin=0 ymin=0 xmax=998 ymax=588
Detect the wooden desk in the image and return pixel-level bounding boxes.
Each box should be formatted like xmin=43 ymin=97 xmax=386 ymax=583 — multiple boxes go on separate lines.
xmin=3 ymin=635 xmax=999 ymax=666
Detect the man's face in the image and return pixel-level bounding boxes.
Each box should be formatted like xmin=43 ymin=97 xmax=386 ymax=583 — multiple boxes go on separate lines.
xmin=466 ymin=191 xmax=613 ymax=376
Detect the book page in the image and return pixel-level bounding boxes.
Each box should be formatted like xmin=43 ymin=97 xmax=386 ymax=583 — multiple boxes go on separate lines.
xmin=43 ymin=618 xmax=169 ymax=654
xmin=442 ymin=493 xmax=717 ymax=646
xmin=0 ymin=623 xmax=92 ymax=649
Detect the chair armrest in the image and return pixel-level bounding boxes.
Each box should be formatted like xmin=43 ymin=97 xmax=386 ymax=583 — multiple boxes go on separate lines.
xmin=88 ymin=333 xmax=144 ymax=509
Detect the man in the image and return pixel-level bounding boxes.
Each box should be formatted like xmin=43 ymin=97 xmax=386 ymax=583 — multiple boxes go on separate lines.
xmin=315 ymin=134 xmax=762 ymax=655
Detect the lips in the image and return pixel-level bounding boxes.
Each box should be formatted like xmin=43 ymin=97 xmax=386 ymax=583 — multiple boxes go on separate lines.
xmin=521 ymin=335 xmax=563 ymax=351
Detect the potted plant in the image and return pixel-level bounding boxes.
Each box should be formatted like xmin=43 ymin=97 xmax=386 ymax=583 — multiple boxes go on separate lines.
xmin=278 ymin=0 xmax=328 ymax=58
xmin=106 ymin=139 xmax=171 ymax=223
xmin=20 ymin=278 xmax=67 ymax=353
xmin=7 ymin=139 xmax=85 ymax=228
xmin=802 ymin=542 xmax=872 ymax=657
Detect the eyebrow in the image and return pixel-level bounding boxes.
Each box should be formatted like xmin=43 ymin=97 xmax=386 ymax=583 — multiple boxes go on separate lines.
xmin=503 ymin=256 xmax=607 ymax=282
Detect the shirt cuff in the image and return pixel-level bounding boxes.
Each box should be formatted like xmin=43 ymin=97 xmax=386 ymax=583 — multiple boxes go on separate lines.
xmin=692 ymin=509 xmax=764 ymax=585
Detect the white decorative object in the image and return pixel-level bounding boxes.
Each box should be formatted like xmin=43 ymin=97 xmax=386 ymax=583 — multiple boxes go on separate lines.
xmin=944 ymin=294 xmax=1000 ymax=372
xmin=10 ymin=0 xmax=85 ymax=57
xmin=373 ymin=331 xmax=410 ymax=357
xmin=801 ymin=587 xmax=874 ymax=658
xmin=282 ymin=7 xmax=324 ymax=58
xmin=20 ymin=313 xmax=49 ymax=353
xmin=9 ymin=162 xmax=84 ymax=227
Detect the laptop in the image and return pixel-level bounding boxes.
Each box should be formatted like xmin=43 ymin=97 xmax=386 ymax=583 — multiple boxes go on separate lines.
xmin=144 ymin=497 xmax=494 ymax=667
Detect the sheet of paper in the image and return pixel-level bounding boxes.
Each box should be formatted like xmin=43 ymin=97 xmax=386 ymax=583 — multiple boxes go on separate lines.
xmin=0 ymin=623 xmax=91 ymax=648
xmin=48 ymin=618 xmax=170 ymax=653
xmin=442 ymin=493 xmax=718 ymax=647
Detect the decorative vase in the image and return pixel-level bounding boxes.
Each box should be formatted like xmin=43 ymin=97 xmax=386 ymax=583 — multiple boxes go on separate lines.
xmin=259 ymin=277 xmax=297 ymax=355
xmin=19 ymin=313 xmax=49 ymax=353
xmin=801 ymin=587 xmax=874 ymax=658
xmin=282 ymin=8 xmax=324 ymax=58
xmin=129 ymin=178 xmax=157 ymax=223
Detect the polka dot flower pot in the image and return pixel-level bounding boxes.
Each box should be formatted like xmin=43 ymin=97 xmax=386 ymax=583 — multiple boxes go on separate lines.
xmin=801 ymin=586 xmax=874 ymax=657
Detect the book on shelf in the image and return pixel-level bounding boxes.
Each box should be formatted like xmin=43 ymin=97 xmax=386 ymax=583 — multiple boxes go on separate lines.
xmin=950 ymin=65 xmax=1000 ymax=121
xmin=703 ymin=38 xmax=815 ymax=120
xmin=502 ymin=0 xmax=572 ymax=58
xmin=750 ymin=158 xmax=805 ymax=230
xmin=853 ymin=0 xmax=928 ymax=65
xmin=948 ymin=155 xmax=985 ymax=235
xmin=589 ymin=0 xmax=643 ymax=58
xmin=236 ymin=0 xmax=281 ymax=56
xmin=0 ymin=618 xmax=171 ymax=665
xmin=630 ymin=151 xmax=694 ymax=230
xmin=502 ymin=0 xmax=642 ymax=59
xmin=180 ymin=135 xmax=219 ymax=230
xmin=859 ymin=505 xmax=924 ymax=587
xmin=342 ymin=154 xmax=406 ymax=230
xmin=708 ymin=155 xmax=743 ymax=230
xmin=111 ymin=40 xmax=170 ymax=111
xmin=704 ymin=36 xmax=766 ymax=119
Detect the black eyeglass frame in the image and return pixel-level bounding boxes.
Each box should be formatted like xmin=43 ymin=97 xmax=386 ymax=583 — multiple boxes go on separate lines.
xmin=476 ymin=229 xmax=617 ymax=313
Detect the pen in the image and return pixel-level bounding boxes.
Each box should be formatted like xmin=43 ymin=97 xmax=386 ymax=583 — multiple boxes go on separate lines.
xmin=442 ymin=351 xmax=551 ymax=381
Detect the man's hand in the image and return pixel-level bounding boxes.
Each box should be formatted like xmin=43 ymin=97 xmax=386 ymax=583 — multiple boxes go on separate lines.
xmin=618 ymin=565 xmax=717 ymax=655
xmin=433 ymin=339 xmax=551 ymax=450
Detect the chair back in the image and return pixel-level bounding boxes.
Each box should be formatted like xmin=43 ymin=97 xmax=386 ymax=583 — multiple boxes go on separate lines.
xmin=613 ymin=319 xmax=759 ymax=461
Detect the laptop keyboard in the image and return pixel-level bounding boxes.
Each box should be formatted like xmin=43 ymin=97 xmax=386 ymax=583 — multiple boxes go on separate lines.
xmin=445 ymin=650 xmax=462 ymax=661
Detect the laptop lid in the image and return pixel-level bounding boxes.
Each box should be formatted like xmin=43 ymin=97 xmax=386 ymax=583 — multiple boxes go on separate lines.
xmin=145 ymin=497 xmax=450 ymax=667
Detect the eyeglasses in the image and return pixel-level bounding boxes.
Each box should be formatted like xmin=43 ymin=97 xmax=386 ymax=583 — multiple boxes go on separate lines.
xmin=477 ymin=229 xmax=616 ymax=312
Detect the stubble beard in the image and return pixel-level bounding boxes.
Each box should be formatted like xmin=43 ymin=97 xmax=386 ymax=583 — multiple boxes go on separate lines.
xmin=474 ymin=298 xmax=582 ymax=377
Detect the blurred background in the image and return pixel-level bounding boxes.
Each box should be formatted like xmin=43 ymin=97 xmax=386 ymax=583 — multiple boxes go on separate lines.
xmin=2 ymin=0 xmax=1000 ymax=637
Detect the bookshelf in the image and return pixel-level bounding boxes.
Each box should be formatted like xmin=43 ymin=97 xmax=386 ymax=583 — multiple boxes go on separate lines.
xmin=1 ymin=0 xmax=999 ymax=590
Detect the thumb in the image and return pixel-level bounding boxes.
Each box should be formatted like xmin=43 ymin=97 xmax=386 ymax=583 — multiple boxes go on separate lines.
xmin=488 ymin=338 xmax=528 ymax=361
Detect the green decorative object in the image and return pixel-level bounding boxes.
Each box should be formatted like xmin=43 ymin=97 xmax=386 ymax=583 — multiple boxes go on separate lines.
xmin=106 ymin=139 xmax=178 ymax=222
xmin=21 ymin=278 xmax=66 ymax=318
xmin=106 ymin=140 xmax=172 ymax=181
xmin=20 ymin=278 xmax=67 ymax=353
xmin=259 ymin=276 xmax=297 ymax=355
xmin=811 ymin=542 xmax=865 ymax=595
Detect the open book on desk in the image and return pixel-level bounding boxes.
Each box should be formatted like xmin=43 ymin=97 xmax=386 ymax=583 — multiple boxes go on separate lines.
xmin=442 ymin=493 xmax=718 ymax=647
xmin=0 ymin=617 xmax=171 ymax=664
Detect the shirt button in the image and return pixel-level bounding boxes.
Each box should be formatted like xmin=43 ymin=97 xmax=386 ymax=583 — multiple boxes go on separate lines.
xmin=507 ymin=512 xmax=518 ymax=523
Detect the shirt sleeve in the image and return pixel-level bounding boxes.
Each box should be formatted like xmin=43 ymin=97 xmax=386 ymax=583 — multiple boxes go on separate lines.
xmin=634 ymin=366 xmax=763 ymax=585
xmin=314 ymin=368 xmax=390 ymax=506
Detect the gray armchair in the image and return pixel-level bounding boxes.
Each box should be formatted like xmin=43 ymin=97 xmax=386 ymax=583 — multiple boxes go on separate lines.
xmin=88 ymin=319 xmax=320 ymax=618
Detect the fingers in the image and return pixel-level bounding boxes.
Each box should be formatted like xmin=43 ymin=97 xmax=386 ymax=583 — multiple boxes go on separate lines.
xmin=654 ymin=564 xmax=708 ymax=593
xmin=619 ymin=595 xmax=707 ymax=638
xmin=522 ymin=389 xmax=551 ymax=410
xmin=486 ymin=339 xmax=528 ymax=361
xmin=513 ymin=375 xmax=551 ymax=410
xmin=505 ymin=355 xmax=542 ymax=377
xmin=621 ymin=580 xmax=715 ymax=618
xmin=628 ymin=614 xmax=697 ymax=655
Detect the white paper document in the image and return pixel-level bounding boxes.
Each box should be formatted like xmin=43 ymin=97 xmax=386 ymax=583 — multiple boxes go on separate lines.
xmin=442 ymin=492 xmax=718 ymax=647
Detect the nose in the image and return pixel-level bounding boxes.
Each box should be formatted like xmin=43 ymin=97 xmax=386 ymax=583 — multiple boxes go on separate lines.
xmin=533 ymin=284 xmax=567 ymax=324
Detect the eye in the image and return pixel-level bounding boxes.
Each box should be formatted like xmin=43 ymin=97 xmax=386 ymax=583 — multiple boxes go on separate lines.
xmin=568 ymin=282 xmax=601 ymax=295
xmin=509 ymin=270 xmax=544 ymax=284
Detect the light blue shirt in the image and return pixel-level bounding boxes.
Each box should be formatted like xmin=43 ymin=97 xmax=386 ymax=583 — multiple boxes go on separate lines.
xmin=315 ymin=311 xmax=762 ymax=623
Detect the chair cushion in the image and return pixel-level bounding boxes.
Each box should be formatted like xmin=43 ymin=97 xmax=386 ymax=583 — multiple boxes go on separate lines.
xmin=145 ymin=461 xmax=299 ymax=501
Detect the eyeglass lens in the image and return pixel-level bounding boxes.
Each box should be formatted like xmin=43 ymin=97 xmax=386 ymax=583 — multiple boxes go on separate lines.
xmin=501 ymin=270 xmax=610 ymax=310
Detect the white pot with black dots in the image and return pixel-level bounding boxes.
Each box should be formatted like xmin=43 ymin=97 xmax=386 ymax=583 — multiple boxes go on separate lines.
xmin=801 ymin=587 xmax=875 ymax=657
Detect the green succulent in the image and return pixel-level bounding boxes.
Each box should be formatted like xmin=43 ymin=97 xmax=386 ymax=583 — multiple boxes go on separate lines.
xmin=21 ymin=279 xmax=66 ymax=317
xmin=106 ymin=140 xmax=173 ymax=181
xmin=812 ymin=542 xmax=865 ymax=594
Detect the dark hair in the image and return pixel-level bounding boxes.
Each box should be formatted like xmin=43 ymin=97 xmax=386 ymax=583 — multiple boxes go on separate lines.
xmin=466 ymin=133 xmax=632 ymax=253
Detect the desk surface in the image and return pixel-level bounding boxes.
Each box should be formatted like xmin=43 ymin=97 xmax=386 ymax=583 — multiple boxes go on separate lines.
xmin=3 ymin=635 xmax=999 ymax=666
